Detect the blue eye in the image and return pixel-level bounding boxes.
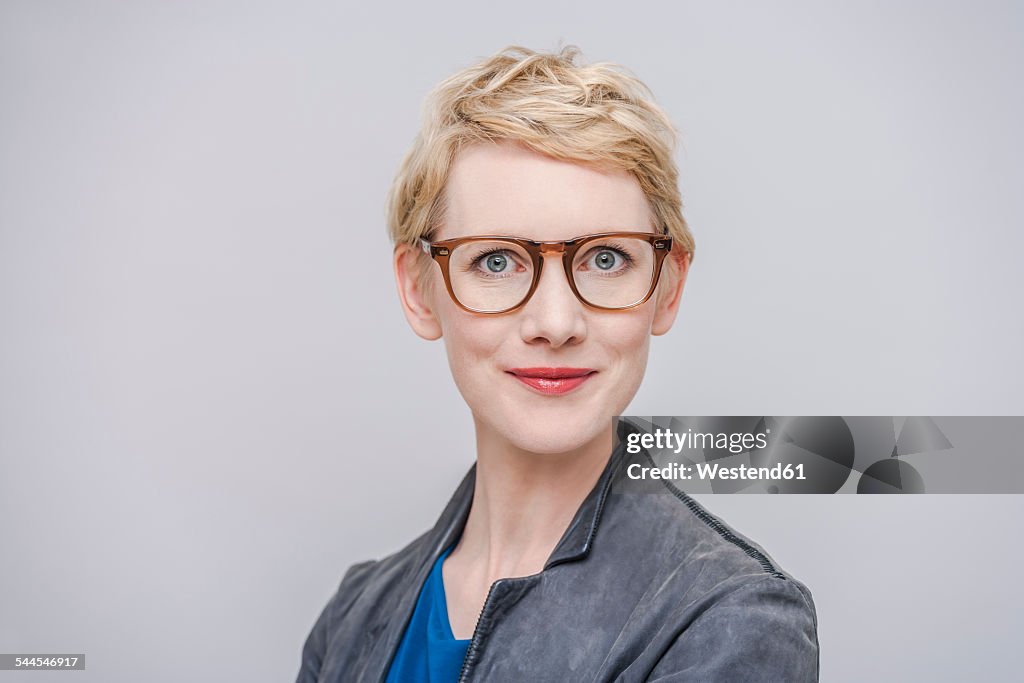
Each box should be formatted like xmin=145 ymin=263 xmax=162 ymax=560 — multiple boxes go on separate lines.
xmin=484 ymin=253 xmax=511 ymax=273
xmin=593 ymin=249 xmax=620 ymax=270
xmin=467 ymin=248 xmax=522 ymax=277
xmin=584 ymin=247 xmax=631 ymax=273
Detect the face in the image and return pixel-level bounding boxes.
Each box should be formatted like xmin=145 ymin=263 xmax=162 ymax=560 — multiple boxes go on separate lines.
xmin=395 ymin=140 xmax=689 ymax=456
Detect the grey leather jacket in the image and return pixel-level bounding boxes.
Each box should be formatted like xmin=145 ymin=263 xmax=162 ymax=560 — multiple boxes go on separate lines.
xmin=296 ymin=428 xmax=820 ymax=682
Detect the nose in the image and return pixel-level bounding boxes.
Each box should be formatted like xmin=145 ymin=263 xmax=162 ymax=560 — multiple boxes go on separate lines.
xmin=518 ymin=253 xmax=587 ymax=348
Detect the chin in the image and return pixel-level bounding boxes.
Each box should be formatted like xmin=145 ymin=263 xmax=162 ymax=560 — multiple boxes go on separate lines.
xmin=491 ymin=407 xmax=609 ymax=456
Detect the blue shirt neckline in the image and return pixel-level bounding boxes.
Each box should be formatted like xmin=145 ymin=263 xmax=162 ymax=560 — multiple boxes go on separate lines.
xmin=384 ymin=541 xmax=470 ymax=683
xmin=431 ymin=543 xmax=470 ymax=642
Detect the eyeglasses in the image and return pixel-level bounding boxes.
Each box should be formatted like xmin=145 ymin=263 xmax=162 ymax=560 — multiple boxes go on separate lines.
xmin=418 ymin=231 xmax=674 ymax=314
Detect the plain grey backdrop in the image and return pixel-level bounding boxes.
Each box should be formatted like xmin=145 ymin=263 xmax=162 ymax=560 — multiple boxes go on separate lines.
xmin=2 ymin=1 xmax=1022 ymax=681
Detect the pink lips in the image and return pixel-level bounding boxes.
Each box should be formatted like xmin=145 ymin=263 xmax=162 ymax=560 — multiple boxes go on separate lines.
xmin=506 ymin=367 xmax=597 ymax=395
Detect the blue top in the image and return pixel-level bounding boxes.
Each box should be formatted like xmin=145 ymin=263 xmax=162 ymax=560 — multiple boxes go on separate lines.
xmin=385 ymin=543 xmax=471 ymax=683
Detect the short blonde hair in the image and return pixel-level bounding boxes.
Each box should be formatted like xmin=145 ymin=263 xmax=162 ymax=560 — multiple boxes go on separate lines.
xmin=386 ymin=44 xmax=694 ymax=288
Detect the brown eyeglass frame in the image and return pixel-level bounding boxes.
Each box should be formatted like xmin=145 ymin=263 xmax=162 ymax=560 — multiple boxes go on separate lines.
xmin=417 ymin=231 xmax=674 ymax=314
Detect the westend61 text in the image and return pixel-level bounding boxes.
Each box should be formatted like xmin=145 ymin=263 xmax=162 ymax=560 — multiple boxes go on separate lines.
xmin=627 ymin=462 xmax=807 ymax=481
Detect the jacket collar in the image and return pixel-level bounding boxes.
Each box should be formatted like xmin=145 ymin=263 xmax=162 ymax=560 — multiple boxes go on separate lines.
xmin=543 ymin=433 xmax=630 ymax=568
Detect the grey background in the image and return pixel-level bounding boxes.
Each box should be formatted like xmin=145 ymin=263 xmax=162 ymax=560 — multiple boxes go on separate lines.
xmin=1 ymin=1 xmax=1022 ymax=681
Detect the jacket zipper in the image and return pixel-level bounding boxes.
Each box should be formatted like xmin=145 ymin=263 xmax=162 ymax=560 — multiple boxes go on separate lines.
xmin=456 ymin=580 xmax=501 ymax=683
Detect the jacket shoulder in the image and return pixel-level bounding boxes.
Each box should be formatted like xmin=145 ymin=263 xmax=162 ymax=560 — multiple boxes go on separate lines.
xmin=627 ymin=472 xmax=806 ymax=578
xmin=668 ymin=490 xmax=793 ymax=578
xmin=295 ymin=529 xmax=433 ymax=682
xmin=328 ymin=526 xmax=434 ymax=615
xmin=606 ymin=483 xmax=819 ymax=679
xmin=648 ymin=572 xmax=820 ymax=681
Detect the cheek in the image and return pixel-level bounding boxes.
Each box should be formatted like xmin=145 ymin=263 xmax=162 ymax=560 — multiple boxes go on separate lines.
xmin=602 ymin=308 xmax=655 ymax=370
xmin=439 ymin=308 xmax=507 ymax=393
xmin=597 ymin=314 xmax=654 ymax=416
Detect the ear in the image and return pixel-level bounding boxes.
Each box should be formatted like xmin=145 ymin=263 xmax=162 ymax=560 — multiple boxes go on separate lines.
xmin=394 ymin=242 xmax=443 ymax=341
xmin=651 ymin=249 xmax=691 ymax=336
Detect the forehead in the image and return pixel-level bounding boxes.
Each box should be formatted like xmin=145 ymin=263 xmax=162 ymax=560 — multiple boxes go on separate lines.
xmin=439 ymin=140 xmax=655 ymax=241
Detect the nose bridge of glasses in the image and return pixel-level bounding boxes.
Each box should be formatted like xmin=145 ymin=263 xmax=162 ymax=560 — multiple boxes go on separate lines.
xmin=532 ymin=245 xmax=579 ymax=303
xmin=537 ymin=240 xmax=569 ymax=256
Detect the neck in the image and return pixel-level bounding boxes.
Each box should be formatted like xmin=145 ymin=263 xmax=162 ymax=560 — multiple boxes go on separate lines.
xmin=454 ymin=418 xmax=613 ymax=581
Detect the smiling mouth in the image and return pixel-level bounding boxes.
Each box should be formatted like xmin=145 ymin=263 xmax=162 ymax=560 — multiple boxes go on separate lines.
xmin=506 ymin=367 xmax=597 ymax=396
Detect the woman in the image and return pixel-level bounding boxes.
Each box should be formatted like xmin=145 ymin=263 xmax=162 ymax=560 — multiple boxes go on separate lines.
xmin=297 ymin=45 xmax=819 ymax=682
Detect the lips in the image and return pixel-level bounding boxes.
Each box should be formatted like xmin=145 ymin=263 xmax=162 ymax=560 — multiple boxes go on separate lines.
xmin=506 ymin=367 xmax=597 ymax=395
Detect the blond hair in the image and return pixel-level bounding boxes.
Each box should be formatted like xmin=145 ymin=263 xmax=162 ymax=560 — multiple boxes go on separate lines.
xmin=386 ymin=44 xmax=694 ymax=288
